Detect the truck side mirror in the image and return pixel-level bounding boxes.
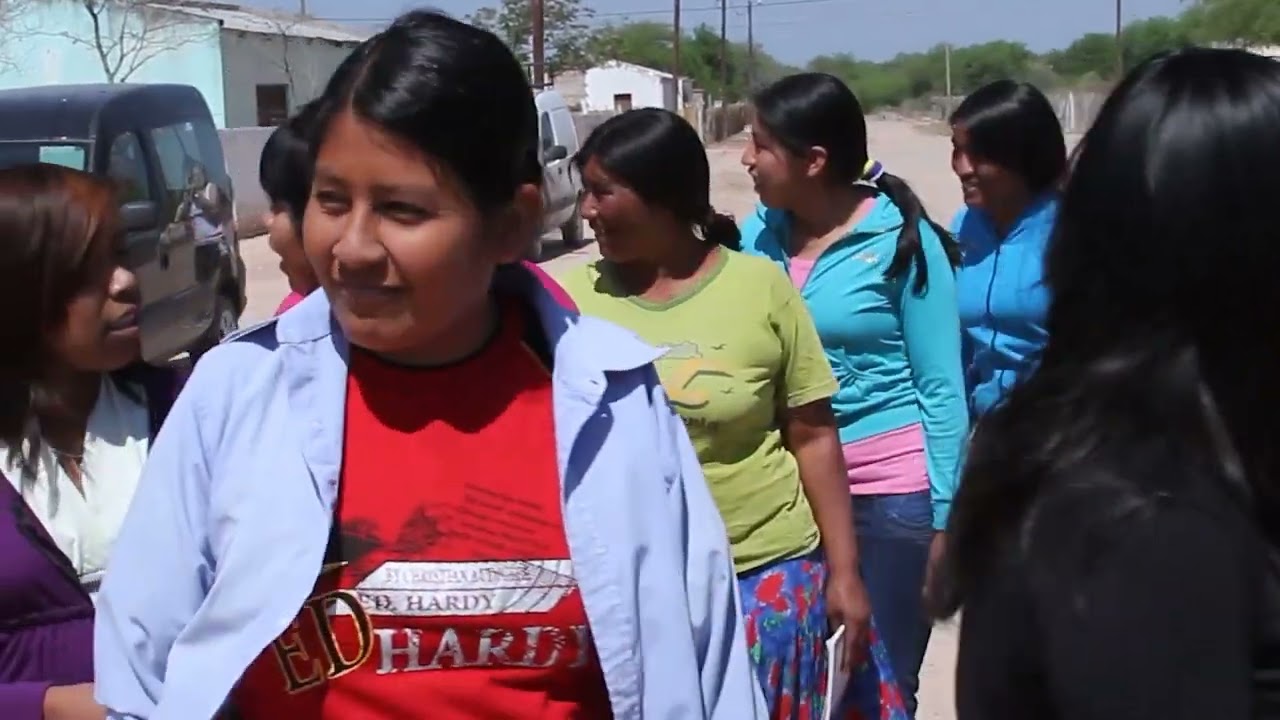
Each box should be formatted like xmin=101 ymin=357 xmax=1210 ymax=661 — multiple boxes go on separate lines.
xmin=120 ymin=200 xmax=159 ymax=232
xmin=543 ymin=145 xmax=569 ymax=163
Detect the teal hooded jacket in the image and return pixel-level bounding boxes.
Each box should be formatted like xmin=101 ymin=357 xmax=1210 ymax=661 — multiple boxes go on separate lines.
xmin=739 ymin=196 xmax=969 ymax=529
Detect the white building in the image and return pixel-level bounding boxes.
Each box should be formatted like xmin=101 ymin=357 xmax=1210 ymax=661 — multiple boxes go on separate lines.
xmin=162 ymin=2 xmax=371 ymax=127
xmin=1209 ymin=42 xmax=1280 ymax=60
xmin=580 ymin=60 xmax=682 ymax=113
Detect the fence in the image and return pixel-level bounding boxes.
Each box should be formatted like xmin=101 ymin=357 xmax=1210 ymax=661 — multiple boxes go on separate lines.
xmin=1046 ymin=89 xmax=1108 ymax=135
xmin=919 ymin=88 xmax=1108 ymax=136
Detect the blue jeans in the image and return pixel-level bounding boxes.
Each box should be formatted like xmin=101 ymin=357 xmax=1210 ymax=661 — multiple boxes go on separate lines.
xmin=851 ymin=490 xmax=933 ymax=717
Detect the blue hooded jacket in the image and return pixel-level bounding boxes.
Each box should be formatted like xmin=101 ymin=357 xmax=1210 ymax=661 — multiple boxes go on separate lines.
xmin=740 ymin=196 xmax=968 ymax=530
xmin=952 ymin=195 xmax=1057 ymax=418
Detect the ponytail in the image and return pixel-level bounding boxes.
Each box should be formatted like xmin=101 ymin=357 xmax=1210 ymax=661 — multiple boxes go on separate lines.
xmin=701 ymin=210 xmax=740 ymax=251
xmin=864 ymin=161 xmax=960 ymax=294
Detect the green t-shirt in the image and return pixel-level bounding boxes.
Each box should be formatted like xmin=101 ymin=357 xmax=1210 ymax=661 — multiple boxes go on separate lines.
xmin=559 ymin=249 xmax=838 ymax=573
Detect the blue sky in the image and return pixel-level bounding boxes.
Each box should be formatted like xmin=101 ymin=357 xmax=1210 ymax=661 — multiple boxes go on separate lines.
xmin=246 ymin=0 xmax=1188 ymax=64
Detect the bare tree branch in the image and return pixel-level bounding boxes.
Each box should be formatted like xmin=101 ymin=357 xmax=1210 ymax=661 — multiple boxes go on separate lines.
xmin=28 ymin=0 xmax=217 ymax=82
xmin=269 ymin=18 xmax=298 ymax=99
xmin=0 ymin=0 xmax=35 ymax=71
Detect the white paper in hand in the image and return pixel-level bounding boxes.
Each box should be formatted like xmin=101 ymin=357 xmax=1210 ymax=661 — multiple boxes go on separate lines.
xmin=823 ymin=625 xmax=850 ymax=720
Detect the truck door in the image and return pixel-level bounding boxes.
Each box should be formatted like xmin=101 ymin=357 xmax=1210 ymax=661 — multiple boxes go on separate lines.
xmin=106 ymin=131 xmax=179 ymax=363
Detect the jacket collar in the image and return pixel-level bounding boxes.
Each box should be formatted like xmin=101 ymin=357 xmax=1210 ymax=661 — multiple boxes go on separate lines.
xmin=969 ymin=192 xmax=1059 ymax=242
xmin=270 ymin=262 xmax=662 ymax=509
xmin=756 ymin=193 xmax=904 ymax=252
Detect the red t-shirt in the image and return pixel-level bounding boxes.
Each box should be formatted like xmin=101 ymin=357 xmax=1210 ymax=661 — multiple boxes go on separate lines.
xmin=274 ymin=290 xmax=305 ymax=316
xmin=233 ymin=297 xmax=612 ymax=719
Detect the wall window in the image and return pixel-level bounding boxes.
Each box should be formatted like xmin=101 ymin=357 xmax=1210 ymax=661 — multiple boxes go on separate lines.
xmin=613 ymin=93 xmax=633 ymax=112
xmin=256 ymin=84 xmax=289 ymax=127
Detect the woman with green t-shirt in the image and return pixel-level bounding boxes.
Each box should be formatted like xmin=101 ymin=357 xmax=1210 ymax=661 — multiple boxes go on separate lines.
xmin=557 ymin=108 xmax=907 ymax=720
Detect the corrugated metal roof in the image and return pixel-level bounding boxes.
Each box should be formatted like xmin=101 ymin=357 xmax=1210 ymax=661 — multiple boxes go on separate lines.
xmin=149 ymin=2 xmax=374 ymax=43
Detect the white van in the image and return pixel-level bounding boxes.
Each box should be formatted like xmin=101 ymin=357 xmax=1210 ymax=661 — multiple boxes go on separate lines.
xmin=533 ymin=89 xmax=585 ymax=259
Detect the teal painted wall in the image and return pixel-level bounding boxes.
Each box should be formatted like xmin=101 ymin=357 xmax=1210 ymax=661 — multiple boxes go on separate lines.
xmin=0 ymin=0 xmax=228 ymax=126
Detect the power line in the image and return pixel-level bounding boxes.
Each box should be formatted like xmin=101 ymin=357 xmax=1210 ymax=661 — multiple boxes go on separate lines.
xmin=312 ymin=0 xmax=842 ymax=24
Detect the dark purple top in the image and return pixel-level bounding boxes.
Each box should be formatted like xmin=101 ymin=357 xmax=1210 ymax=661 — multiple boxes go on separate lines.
xmin=0 ymin=366 xmax=180 ymax=719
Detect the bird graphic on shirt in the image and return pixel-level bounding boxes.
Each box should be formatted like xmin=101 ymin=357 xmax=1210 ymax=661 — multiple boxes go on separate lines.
xmin=656 ymin=341 xmax=734 ymax=410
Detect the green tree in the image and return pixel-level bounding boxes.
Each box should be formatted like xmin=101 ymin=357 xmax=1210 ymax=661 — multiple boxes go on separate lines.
xmin=1123 ymin=15 xmax=1196 ymax=68
xmin=1191 ymin=0 xmax=1280 ymax=44
xmin=579 ymin=0 xmax=1276 ymax=113
xmin=588 ymin=21 xmax=793 ymax=101
xmin=950 ymin=41 xmax=1036 ymax=92
xmin=587 ymin=21 xmax=673 ymax=73
xmin=468 ymin=0 xmax=594 ymax=75
xmin=1046 ymin=33 xmax=1118 ymax=79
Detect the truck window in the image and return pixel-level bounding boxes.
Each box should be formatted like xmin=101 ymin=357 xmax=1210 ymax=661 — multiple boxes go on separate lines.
xmin=106 ymin=133 xmax=151 ymax=204
xmin=189 ymin=118 xmax=230 ymax=189
xmin=540 ymin=112 xmax=555 ymax=152
xmin=150 ymin=122 xmax=207 ymax=213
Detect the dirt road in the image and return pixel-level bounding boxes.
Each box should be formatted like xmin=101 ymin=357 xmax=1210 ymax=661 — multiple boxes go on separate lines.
xmin=236 ymin=118 xmax=965 ymax=718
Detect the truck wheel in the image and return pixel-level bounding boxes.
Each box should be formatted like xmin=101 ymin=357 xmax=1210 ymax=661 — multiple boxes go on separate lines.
xmin=192 ymin=291 xmax=240 ymax=362
xmin=561 ymin=209 xmax=585 ymax=249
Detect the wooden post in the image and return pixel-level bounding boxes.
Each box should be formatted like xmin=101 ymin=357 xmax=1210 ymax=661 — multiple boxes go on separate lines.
xmin=532 ymin=0 xmax=546 ymax=88
xmin=673 ymin=0 xmax=681 ymax=78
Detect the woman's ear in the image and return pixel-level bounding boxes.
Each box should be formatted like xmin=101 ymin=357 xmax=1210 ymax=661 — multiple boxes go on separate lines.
xmin=804 ymin=146 xmax=829 ymax=181
xmin=491 ymin=182 xmax=544 ymax=264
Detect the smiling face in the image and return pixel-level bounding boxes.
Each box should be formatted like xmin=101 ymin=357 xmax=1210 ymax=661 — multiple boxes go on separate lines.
xmin=577 ymin=157 xmax=657 ymax=264
xmin=48 ymin=220 xmax=141 ymax=374
xmin=951 ymin=124 xmax=1027 ymax=212
xmin=303 ymin=110 xmax=535 ymax=364
xmin=740 ymin=116 xmax=814 ymax=209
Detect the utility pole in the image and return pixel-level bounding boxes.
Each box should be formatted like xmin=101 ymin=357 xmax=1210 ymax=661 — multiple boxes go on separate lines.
xmin=532 ymin=0 xmax=545 ymax=88
xmin=719 ymin=0 xmax=728 ymax=99
xmin=747 ymin=0 xmax=755 ymax=91
xmin=944 ymin=42 xmax=952 ymax=117
xmin=673 ymin=0 xmax=681 ymax=78
xmin=1114 ymin=0 xmax=1123 ymax=79
xmin=299 ymin=0 xmax=307 ymax=14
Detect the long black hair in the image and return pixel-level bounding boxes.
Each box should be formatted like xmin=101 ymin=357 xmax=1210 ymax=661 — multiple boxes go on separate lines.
xmin=305 ymin=9 xmax=538 ymax=214
xmin=575 ymin=108 xmax=739 ymax=250
xmin=934 ymin=47 xmax=1280 ymax=616
xmin=258 ymin=101 xmax=318 ymax=227
xmin=752 ymin=73 xmax=959 ymax=293
xmin=950 ymin=80 xmax=1067 ymax=195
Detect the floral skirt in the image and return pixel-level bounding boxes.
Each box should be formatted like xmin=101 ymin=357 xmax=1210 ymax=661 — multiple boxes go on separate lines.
xmin=739 ymin=551 xmax=909 ymax=720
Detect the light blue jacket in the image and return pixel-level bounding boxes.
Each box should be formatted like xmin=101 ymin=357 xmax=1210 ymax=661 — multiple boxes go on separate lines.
xmin=952 ymin=195 xmax=1056 ymax=418
xmin=93 ymin=268 xmax=767 ymax=720
xmin=741 ymin=198 xmax=968 ymax=529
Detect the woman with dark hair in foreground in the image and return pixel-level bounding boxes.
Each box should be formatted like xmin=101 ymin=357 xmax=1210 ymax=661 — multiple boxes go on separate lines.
xmin=936 ymin=47 xmax=1280 ymax=718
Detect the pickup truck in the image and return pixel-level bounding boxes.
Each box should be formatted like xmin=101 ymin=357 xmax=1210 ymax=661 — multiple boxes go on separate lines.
xmin=0 ymin=83 xmax=245 ymax=363
xmin=533 ymin=89 xmax=586 ymax=259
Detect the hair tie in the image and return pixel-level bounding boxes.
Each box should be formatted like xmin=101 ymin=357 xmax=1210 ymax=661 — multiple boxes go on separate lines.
xmin=859 ymin=158 xmax=885 ymax=184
